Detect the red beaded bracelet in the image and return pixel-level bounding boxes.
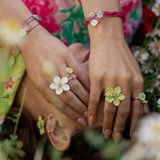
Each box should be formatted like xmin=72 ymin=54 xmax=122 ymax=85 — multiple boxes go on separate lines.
xmin=85 ymin=10 xmax=123 ymax=27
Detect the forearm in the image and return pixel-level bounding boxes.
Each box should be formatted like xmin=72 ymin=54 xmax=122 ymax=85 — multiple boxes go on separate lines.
xmin=81 ymin=0 xmax=124 ymax=42
xmin=0 ymin=0 xmax=32 ymax=22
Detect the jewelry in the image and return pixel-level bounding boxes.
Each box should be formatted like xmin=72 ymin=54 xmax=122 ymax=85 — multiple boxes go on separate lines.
xmin=85 ymin=10 xmax=123 ymax=27
xmin=105 ymin=86 xmax=125 ymax=106
xmin=49 ymin=67 xmax=77 ymax=95
xmin=20 ymin=15 xmax=41 ymax=37
xmin=133 ymin=93 xmax=147 ymax=106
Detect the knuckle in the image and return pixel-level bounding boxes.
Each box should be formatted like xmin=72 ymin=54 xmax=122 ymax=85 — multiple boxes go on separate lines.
xmin=61 ymin=92 xmax=72 ymax=102
xmin=103 ymin=122 xmax=112 ymax=129
xmin=118 ymin=109 xmax=130 ymax=117
xmin=133 ymin=76 xmax=144 ymax=86
xmin=59 ymin=104 xmax=67 ymax=111
xmin=121 ymin=73 xmax=132 ymax=82
xmin=114 ymin=125 xmax=125 ymax=132
xmin=92 ymin=71 xmax=103 ymax=81
xmin=89 ymin=97 xmax=99 ymax=106
xmin=105 ymin=106 xmax=116 ymax=114
xmin=70 ymin=80 xmax=78 ymax=89
xmin=88 ymin=107 xmax=97 ymax=116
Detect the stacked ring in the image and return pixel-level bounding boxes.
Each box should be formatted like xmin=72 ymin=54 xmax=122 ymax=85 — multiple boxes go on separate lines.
xmin=133 ymin=93 xmax=148 ymax=107
xmin=49 ymin=67 xmax=77 ymax=95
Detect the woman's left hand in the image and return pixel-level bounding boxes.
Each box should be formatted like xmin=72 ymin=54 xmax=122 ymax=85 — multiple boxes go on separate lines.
xmin=88 ymin=35 xmax=145 ymax=142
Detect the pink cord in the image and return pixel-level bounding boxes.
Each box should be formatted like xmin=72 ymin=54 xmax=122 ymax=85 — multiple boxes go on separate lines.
xmin=103 ymin=11 xmax=123 ymax=19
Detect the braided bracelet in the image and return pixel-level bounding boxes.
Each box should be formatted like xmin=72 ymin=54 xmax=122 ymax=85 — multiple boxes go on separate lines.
xmin=85 ymin=10 xmax=123 ymax=27
xmin=19 ymin=15 xmax=41 ymax=37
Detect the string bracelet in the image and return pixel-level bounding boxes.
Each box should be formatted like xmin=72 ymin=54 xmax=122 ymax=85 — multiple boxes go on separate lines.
xmin=85 ymin=10 xmax=123 ymax=27
xmin=19 ymin=15 xmax=41 ymax=37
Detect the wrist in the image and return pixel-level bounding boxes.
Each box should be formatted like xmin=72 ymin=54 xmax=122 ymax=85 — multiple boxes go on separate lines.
xmin=18 ymin=24 xmax=46 ymax=55
xmin=89 ymin=17 xmax=124 ymax=44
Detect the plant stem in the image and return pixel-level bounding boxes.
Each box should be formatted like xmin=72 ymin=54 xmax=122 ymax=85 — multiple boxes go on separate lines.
xmin=13 ymin=88 xmax=27 ymax=136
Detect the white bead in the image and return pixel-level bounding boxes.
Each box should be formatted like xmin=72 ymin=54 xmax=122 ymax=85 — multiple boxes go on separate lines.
xmin=91 ymin=19 xmax=98 ymax=26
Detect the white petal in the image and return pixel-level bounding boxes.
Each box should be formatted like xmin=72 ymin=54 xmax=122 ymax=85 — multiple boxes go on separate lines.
xmin=49 ymin=83 xmax=57 ymax=89
xmin=53 ymin=76 xmax=60 ymax=83
xmin=62 ymin=84 xmax=70 ymax=91
xmin=91 ymin=19 xmax=98 ymax=26
xmin=55 ymin=87 xmax=63 ymax=95
xmin=61 ymin=77 xmax=68 ymax=84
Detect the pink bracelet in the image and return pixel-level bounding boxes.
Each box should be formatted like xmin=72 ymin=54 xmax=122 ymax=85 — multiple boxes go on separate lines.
xmin=85 ymin=10 xmax=123 ymax=27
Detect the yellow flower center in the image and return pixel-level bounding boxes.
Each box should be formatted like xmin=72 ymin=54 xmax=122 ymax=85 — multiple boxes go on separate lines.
xmin=154 ymin=43 xmax=160 ymax=50
xmin=58 ymin=82 xmax=62 ymax=88
xmin=156 ymin=7 xmax=160 ymax=13
xmin=146 ymin=65 xmax=150 ymax=70
xmin=139 ymin=55 xmax=142 ymax=59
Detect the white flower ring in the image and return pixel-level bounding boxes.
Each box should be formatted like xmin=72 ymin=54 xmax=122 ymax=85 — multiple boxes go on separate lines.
xmin=49 ymin=76 xmax=70 ymax=95
xmin=49 ymin=67 xmax=77 ymax=95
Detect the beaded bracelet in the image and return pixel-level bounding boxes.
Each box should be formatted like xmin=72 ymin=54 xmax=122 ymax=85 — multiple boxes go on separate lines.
xmin=85 ymin=10 xmax=123 ymax=27
xmin=19 ymin=15 xmax=41 ymax=37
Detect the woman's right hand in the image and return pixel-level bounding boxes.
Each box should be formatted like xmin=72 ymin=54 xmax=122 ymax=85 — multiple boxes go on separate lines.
xmin=18 ymin=26 xmax=90 ymax=126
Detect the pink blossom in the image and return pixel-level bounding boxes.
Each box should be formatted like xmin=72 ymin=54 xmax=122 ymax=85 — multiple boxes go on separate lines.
xmin=22 ymin=0 xmax=62 ymax=33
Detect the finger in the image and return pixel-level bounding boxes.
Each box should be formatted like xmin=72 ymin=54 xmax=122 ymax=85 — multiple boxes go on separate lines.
xmin=68 ymin=43 xmax=90 ymax=63
xmin=39 ymin=81 xmax=87 ymax=126
xmin=144 ymin=104 xmax=150 ymax=115
xmin=88 ymin=80 xmax=102 ymax=126
xmin=60 ymin=90 xmax=88 ymax=118
xmin=130 ymin=77 xmax=144 ymax=140
xmin=67 ymin=56 xmax=90 ymax=91
xmin=59 ymin=102 xmax=88 ymax=126
xmin=69 ymin=78 xmax=89 ymax=105
xmin=103 ymin=102 xmax=116 ymax=139
xmin=113 ymin=90 xmax=131 ymax=143
xmin=130 ymin=100 xmax=144 ymax=141
xmin=103 ymin=83 xmax=117 ymax=140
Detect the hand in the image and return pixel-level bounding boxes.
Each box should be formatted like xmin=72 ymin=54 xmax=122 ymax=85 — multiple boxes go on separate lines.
xmin=19 ymin=26 xmax=90 ymax=126
xmin=88 ymin=35 xmax=145 ymax=141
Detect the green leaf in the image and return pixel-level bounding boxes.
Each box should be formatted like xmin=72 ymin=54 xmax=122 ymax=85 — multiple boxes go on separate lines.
xmin=59 ymin=4 xmax=75 ymax=13
xmin=10 ymin=135 xmax=18 ymax=141
xmin=114 ymin=86 xmax=121 ymax=94
xmin=113 ymin=99 xmax=120 ymax=106
xmin=118 ymin=94 xmax=125 ymax=100
xmin=106 ymin=97 xmax=114 ymax=103
xmin=107 ymin=88 xmax=114 ymax=96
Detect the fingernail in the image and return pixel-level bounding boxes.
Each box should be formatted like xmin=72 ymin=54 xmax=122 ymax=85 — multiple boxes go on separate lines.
xmin=131 ymin=132 xmax=137 ymax=142
xmin=104 ymin=129 xmax=111 ymax=139
xmin=114 ymin=132 xmax=121 ymax=143
xmin=84 ymin=111 xmax=88 ymax=118
xmin=77 ymin=118 xmax=87 ymax=126
xmin=89 ymin=116 xmax=94 ymax=126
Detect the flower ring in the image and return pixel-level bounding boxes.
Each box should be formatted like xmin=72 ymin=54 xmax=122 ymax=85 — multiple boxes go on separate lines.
xmin=105 ymin=86 xmax=125 ymax=106
xmin=49 ymin=67 xmax=77 ymax=95
xmin=133 ymin=92 xmax=148 ymax=106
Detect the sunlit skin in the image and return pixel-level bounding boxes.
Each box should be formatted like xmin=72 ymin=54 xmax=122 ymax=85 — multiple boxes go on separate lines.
xmin=0 ymin=0 xmax=148 ymax=142
xmin=15 ymin=44 xmax=149 ymax=151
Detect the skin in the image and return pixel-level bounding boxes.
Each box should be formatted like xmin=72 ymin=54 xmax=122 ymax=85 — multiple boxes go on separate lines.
xmin=81 ymin=0 xmax=145 ymax=141
xmin=15 ymin=44 xmax=149 ymax=150
xmin=0 ymin=0 xmax=147 ymax=141
xmin=0 ymin=0 xmax=90 ymax=126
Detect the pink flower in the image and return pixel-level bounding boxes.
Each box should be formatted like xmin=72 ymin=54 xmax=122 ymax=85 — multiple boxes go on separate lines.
xmin=22 ymin=0 xmax=62 ymax=34
xmin=3 ymin=77 xmax=15 ymax=90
